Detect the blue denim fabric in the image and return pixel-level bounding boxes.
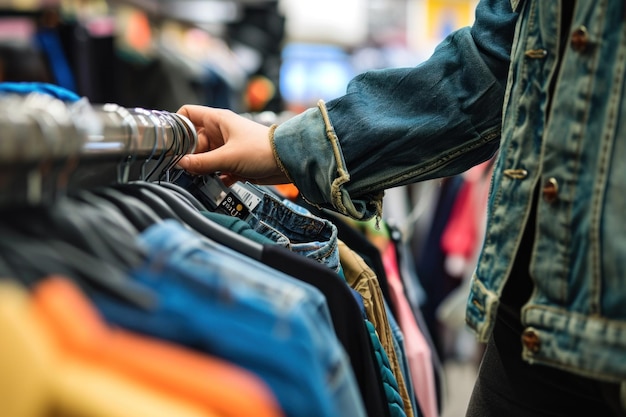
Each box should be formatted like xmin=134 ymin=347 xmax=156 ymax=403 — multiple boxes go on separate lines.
xmin=272 ymin=0 xmax=514 ymax=221
xmin=272 ymin=0 xmax=626 ymax=383
xmin=246 ymin=188 xmax=342 ymax=274
xmin=386 ymin=299 xmax=419 ymax=416
xmin=92 ymin=220 xmax=366 ymax=417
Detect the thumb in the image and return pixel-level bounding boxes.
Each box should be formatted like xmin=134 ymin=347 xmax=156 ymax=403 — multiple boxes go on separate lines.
xmin=176 ymin=149 xmax=230 ymax=175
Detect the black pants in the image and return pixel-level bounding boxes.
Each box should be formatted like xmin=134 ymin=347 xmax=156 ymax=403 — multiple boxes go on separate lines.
xmin=466 ymin=311 xmax=626 ymax=417
xmin=466 ymin=194 xmax=625 ymax=416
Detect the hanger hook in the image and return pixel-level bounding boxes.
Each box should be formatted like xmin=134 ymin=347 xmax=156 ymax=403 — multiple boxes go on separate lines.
xmin=133 ymin=107 xmax=162 ymax=181
xmin=48 ymin=95 xmax=85 ymax=201
xmin=168 ymin=112 xmax=196 ymax=183
xmin=144 ymin=110 xmax=174 ymax=182
xmin=105 ymin=104 xmax=139 ymax=183
xmin=154 ymin=110 xmax=185 ymax=183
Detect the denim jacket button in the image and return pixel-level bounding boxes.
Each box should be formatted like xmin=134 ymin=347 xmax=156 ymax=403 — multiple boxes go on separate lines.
xmin=522 ymin=328 xmax=541 ymax=353
xmin=542 ymin=177 xmax=559 ymax=203
xmin=571 ymin=26 xmax=589 ymax=52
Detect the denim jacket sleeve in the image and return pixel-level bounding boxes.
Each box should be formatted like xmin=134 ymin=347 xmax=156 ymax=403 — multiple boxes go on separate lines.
xmin=272 ymin=0 xmax=519 ymax=220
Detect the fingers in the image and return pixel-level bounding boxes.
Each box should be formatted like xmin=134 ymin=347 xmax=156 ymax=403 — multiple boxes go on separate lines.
xmin=175 ymin=104 xmax=290 ymax=185
xmin=177 ymin=105 xmax=230 ymax=154
xmin=177 ymin=104 xmax=220 ymax=128
xmin=176 ymin=149 xmax=228 ymax=175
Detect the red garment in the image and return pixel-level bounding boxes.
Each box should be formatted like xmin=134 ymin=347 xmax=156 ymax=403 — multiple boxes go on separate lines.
xmin=440 ymin=161 xmax=493 ymax=276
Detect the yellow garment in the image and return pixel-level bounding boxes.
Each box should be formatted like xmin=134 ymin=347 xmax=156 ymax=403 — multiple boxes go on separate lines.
xmin=0 ymin=280 xmax=217 ymax=417
xmin=0 ymin=281 xmax=50 ymax=417
xmin=338 ymin=241 xmax=415 ymax=417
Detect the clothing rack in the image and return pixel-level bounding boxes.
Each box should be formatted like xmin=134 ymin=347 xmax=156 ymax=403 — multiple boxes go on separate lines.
xmin=0 ymin=92 xmax=196 ymax=163
xmin=0 ymin=92 xmax=197 ymax=205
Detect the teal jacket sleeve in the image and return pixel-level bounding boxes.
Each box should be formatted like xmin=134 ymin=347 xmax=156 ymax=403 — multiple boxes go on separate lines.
xmin=272 ymin=0 xmax=518 ymax=220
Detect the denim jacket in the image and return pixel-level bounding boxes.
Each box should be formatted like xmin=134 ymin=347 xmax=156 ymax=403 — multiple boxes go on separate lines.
xmin=272 ymin=0 xmax=626 ymax=382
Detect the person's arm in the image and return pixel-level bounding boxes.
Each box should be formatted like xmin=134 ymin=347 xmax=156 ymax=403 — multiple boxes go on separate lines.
xmin=272 ymin=0 xmax=519 ymax=220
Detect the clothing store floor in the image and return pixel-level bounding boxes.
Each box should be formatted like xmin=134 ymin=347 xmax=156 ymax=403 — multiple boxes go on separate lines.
xmin=440 ymin=360 xmax=478 ymax=417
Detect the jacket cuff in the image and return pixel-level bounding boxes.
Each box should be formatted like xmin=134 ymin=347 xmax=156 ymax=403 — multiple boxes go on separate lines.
xmin=271 ymin=100 xmax=382 ymax=221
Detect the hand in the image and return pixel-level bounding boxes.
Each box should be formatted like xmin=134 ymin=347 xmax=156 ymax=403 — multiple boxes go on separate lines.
xmin=176 ymin=105 xmax=290 ymax=186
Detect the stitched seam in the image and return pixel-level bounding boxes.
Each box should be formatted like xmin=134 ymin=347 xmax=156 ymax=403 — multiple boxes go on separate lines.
xmin=269 ymin=123 xmax=295 ymax=184
xmin=362 ymin=128 xmax=500 ymax=194
xmin=317 ymin=100 xmax=352 ymax=215
xmin=589 ymin=0 xmax=619 ymax=315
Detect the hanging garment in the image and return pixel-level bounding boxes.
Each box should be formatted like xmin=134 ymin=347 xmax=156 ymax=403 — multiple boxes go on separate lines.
xmin=91 ymin=220 xmax=366 ymax=417
xmin=366 ymin=318 xmax=407 ymax=417
xmin=387 ymin=224 xmax=444 ymax=413
xmin=35 ymin=27 xmax=77 ymax=93
xmin=383 ymin=242 xmax=439 ymax=417
xmin=385 ymin=297 xmax=421 ymax=416
xmin=174 ymin=177 xmax=343 ymax=273
xmin=440 ymin=160 xmax=493 ymax=280
xmin=339 ymin=240 xmax=416 ymax=417
xmin=32 ymin=276 xmax=284 ymax=417
xmin=245 ymin=186 xmax=343 ymax=274
xmin=194 ymin=207 xmax=391 ymax=417
xmin=0 ymin=280 xmax=215 ymax=417
xmin=413 ymin=175 xmax=465 ymax=359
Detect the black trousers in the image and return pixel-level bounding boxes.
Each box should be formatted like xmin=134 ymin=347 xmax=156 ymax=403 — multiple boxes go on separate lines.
xmin=466 ymin=310 xmax=626 ymax=417
xmin=466 ymin=194 xmax=625 ymax=416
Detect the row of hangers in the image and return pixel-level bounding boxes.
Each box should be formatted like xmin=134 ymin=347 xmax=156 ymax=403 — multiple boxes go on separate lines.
xmin=0 ymin=92 xmax=196 ymax=204
xmin=0 ymin=92 xmax=264 ymax=312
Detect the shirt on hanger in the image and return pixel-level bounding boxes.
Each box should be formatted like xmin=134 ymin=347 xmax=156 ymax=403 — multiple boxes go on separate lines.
xmin=261 ymin=243 xmax=391 ymax=417
xmin=0 ymin=280 xmax=215 ymax=417
xmin=339 ymin=240 xmax=416 ymax=417
xmin=92 ymin=220 xmax=366 ymax=417
xmin=383 ymin=243 xmax=438 ymax=417
xmin=32 ymin=276 xmax=284 ymax=417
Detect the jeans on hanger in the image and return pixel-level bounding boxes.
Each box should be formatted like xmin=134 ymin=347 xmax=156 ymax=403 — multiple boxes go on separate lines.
xmin=246 ymin=189 xmax=342 ymax=274
xmin=93 ymin=220 xmax=366 ymax=417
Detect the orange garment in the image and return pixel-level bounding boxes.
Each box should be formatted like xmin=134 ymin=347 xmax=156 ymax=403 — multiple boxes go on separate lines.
xmin=0 ymin=280 xmax=213 ymax=417
xmin=273 ymin=183 xmax=300 ymax=200
xmin=32 ymin=276 xmax=284 ymax=417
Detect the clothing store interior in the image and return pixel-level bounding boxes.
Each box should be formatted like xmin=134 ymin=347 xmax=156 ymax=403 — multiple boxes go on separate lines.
xmin=1 ymin=0 xmax=483 ymax=416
